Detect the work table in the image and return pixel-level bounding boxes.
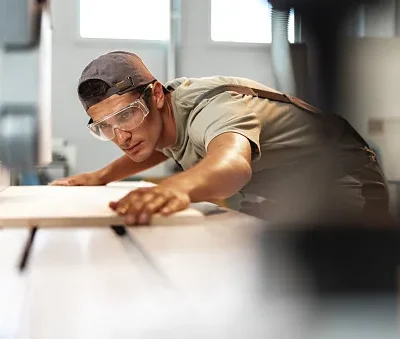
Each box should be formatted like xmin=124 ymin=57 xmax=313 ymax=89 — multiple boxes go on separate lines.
xmin=1 ymin=183 xmax=396 ymax=338
xmin=0 ymin=182 xmax=273 ymax=338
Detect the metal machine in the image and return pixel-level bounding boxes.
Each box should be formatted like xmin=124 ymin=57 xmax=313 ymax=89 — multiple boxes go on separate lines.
xmin=0 ymin=0 xmax=52 ymax=171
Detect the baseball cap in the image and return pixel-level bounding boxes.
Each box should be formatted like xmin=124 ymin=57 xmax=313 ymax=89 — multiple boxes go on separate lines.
xmin=78 ymin=51 xmax=157 ymax=110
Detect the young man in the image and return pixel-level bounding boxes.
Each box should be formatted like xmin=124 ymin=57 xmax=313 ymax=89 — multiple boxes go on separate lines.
xmin=51 ymin=51 xmax=390 ymax=226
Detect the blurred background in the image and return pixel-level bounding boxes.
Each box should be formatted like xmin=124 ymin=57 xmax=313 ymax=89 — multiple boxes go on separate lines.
xmin=3 ymin=0 xmax=400 ymax=217
xmin=1 ymin=1 xmax=400 ymax=338
xmin=0 ymin=0 xmax=398 ymax=219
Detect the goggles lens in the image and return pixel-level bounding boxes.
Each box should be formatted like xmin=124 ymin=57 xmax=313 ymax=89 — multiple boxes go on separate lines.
xmin=88 ymin=99 xmax=149 ymax=141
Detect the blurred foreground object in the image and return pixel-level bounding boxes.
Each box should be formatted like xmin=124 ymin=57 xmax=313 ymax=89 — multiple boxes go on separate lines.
xmin=269 ymin=0 xmax=382 ymax=113
xmin=259 ymin=226 xmax=400 ymax=339
xmin=0 ymin=0 xmax=52 ymax=170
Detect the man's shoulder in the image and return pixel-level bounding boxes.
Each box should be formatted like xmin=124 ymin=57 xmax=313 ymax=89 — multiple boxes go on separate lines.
xmin=165 ymin=75 xmax=274 ymax=92
xmin=167 ymin=75 xmax=275 ymax=112
xmin=165 ymin=76 xmax=231 ymax=96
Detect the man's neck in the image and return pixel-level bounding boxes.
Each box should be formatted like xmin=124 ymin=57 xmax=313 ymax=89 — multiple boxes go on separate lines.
xmin=157 ymin=94 xmax=177 ymax=149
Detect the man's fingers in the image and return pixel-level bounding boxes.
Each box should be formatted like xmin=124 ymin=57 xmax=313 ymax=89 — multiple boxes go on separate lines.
xmin=124 ymin=214 xmax=136 ymax=225
xmin=111 ymin=187 xmax=190 ymax=225
xmin=115 ymin=201 xmax=131 ymax=215
xmin=49 ymin=179 xmax=68 ymax=186
xmin=141 ymin=192 xmax=158 ymax=204
xmin=126 ymin=195 xmax=148 ymax=214
xmin=125 ymin=193 xmax=162 ymax=224
xmin=144 ymin=196 xmax=169 ymax=214
xmin=135 ymin=196 xmax=169 ymax=225
xmin=127 ymin=192 xmax=164 ymax=214
xmin=113 ymin=191 xmax=148 ymax=215
xmin=160 ymin=198 xmax=186 ymax=216
xmin=112 ymin=196 xmax=132 ymax=215
xmin=48 ymin=178 xmax=81 ymax=186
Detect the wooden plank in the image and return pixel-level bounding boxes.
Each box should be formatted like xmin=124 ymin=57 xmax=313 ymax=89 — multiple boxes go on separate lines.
xmin=0 ymin=185 xmax=204 ymax=228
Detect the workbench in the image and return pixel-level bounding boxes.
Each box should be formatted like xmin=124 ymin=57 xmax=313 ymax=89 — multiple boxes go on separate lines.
xmin=0 ymin=182 xmax=398 ymax=338
xmin=0 ymin=209 xmax=271 ymax=339
xmin=0 ymin=182 xmax=280 ymax=338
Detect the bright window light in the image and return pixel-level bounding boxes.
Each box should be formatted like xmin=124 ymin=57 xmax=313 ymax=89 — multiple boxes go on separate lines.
xmin=80 ymin=0 xmax=170 ymax=40
xmin=211 ymin=0 xmax=295 ymax=43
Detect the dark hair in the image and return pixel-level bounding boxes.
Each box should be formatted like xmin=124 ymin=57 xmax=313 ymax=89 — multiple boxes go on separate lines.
xmin=78 ymin=79 xmax=110 ymax=100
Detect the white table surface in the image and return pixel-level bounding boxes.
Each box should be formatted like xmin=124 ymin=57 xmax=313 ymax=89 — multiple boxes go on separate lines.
xmin=1 ymin=183 xmax=394 ymax=338
xmin=1 ymin=182 xmax=295 ymax=339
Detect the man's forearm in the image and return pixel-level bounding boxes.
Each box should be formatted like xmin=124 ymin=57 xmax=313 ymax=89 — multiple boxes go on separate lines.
xmin=160 ymin=151 xmax=252 ymax=202
xmin=97 ymin=152 xmax=168 ymax=184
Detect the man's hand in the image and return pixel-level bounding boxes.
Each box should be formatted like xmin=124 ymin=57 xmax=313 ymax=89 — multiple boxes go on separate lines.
xmin=109 ymin=185 xmax=191 ymax=225
xmin=49 ymin=171 xmax=105 ymax=186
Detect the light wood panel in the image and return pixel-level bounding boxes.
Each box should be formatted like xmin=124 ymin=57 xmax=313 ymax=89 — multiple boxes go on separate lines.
xmin=0 ymin=185 xmax=204 ymax=227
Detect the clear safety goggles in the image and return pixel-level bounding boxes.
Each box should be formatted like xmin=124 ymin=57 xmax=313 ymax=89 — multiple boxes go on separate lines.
xmin=87 ymin=84 xmax=151 ymax=141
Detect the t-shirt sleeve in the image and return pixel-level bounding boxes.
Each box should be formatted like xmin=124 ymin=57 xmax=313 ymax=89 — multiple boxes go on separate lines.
xmin=188 ymin=92 xmax=262 ymax=161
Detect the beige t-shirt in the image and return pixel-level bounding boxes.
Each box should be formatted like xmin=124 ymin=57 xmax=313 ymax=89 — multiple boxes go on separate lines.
xmin=159 ymin=76 xmax=327 ymax=210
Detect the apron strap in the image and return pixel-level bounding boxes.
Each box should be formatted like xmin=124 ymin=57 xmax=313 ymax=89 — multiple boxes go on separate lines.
xmin=193 ymin=84 xmax=322 ymax=114
xmin=192 ymin=83 xmax=369 ymax=148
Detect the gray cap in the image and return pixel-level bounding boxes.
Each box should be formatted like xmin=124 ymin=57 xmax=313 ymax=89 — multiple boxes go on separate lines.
xmin=78 ymin=51 xmax=157 ymax=110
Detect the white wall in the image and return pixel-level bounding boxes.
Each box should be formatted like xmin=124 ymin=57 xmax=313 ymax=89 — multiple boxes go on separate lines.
xmin=178 ymin=0 xmax=308 ymax=98
xmin=0 ymin=49 xmax=39 ymax=104
xmin=179 ymin=0 xmax=275 ymax=82
xmin=0 ymin=0 xmax=307 ymax=177
xmin=48 ymin=0 xmax=309 ymax=176
xmin=50 ymin=0 xmax=170 ymax=176
xmin=3 ymin=0 xmax=400 ymax=178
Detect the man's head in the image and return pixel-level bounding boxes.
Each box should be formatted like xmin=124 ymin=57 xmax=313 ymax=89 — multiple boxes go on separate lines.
xmin=78 ymin=51 xmax=170 ymax=162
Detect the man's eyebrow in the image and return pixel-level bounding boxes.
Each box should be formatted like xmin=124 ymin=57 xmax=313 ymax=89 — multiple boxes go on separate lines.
xmin=92 ymin=101 xmax=131 ymax=122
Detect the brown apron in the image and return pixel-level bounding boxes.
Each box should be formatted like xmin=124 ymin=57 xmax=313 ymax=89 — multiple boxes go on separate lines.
xmin=193 ymin=84 xmax=391 ymax=225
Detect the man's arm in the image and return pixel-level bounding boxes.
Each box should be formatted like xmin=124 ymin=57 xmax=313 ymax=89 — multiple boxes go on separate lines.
xmin=51 ymin=151 xmax=168 ymax=186
xmin=98 ymin=151 xmax=169 ymax=184
xmin=160 ymin=132 xmax=252 ymax=202
xmin=109 ymin=133 xmax=252 ymax=225
xmin=109 ymin=92 xmax=261 ymax=224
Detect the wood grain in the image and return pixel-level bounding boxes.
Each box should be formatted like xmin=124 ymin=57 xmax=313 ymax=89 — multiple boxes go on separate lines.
xmin=0 ymin=185 xmax=204 ymax=227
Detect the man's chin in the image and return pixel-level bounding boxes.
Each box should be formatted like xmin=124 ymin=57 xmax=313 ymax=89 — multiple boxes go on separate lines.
xmin=126 ymin=150 xmax=151 ymax=163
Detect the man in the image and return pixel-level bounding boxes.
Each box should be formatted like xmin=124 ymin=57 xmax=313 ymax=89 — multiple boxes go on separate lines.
xmin=51 ymin=51 xmax=390 ymax=226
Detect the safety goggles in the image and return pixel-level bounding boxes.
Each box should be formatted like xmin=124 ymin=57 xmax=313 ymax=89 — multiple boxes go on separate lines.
xmin=87 ymin=84 xmax=152 ymax=141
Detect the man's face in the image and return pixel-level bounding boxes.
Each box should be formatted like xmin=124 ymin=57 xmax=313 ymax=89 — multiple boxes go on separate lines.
xmin=87 ymin=88 xmax=163 ymax=162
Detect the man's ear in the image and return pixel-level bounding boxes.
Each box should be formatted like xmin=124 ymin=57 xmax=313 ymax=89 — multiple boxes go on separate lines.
xmin=152 ymin=81 xmax=165 ymax=110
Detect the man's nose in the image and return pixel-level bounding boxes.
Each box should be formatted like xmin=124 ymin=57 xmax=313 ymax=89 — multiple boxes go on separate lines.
xmin=114 ymin=128 xmax=132 ymax=145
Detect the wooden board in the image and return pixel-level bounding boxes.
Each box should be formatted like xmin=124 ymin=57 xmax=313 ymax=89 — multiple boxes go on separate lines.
xmin=0 ymin=184 xmax=204 ymax=227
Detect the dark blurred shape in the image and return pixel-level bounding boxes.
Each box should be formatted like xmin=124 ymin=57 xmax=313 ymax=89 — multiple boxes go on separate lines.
xmin=0 ymin=105 xmax=39 ymax=170
xmin=294 ymin=227 xmax=399 ymax=295
xmin=0 ymin=0 xmax=52 ymax=171
xmin=257 ymin=225 xmax=400 ymax=338
xmin=0 ymin=0 xmax=43 ymax=50
xmin=268 ymin=0 xmax=383 ymax=112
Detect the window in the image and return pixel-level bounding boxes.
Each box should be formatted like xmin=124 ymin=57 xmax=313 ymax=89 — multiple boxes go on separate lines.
xmin=80 ymin=0 xmax=170 ymax=41
xmin=211 ymin=0 xmax=295 ymax=44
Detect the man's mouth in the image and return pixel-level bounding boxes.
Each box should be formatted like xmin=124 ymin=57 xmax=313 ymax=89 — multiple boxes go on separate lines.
xmin=124 ymin=141 xmax=142 ymax=152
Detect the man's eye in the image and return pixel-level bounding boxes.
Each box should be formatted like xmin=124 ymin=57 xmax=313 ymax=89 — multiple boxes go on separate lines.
xmin=99 ymin=123 xmax=111 ymax=130
xmin=120 ymin=110 xmax=134 ymax=120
